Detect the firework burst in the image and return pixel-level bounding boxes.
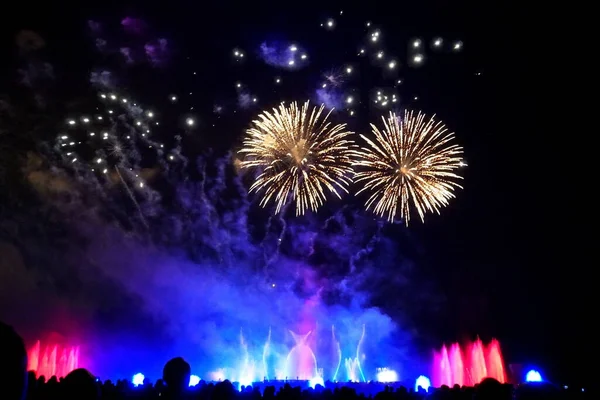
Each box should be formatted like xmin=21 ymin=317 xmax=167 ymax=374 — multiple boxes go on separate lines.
xmin=50 ymin=90 xmax=187 ymax=228
xmin=354 ymin=110 xmax=465 ymax=225
xmin=239 ymin=101 xmax=356 ymax=216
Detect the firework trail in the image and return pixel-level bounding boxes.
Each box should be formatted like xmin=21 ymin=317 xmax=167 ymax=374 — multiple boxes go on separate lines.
xmin=262 ymin=205 xmax=289 ymax=277
xmin=354 ymin=110 xmax=465 ymax=225
xmin=239 ymin=101 xmax=356 ymax=216
xmin=114 ymin=165 xmax=148 ymax=228
xmin=349 ymin=221 xmax=383 ymax=274
xmin=197 ymin=161 xmax=221 ymax=255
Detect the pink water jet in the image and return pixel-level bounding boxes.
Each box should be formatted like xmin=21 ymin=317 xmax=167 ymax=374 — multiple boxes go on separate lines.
xmin=28 ymin=340 xmax=80 ymax=379
xmin=286 ymin=331 xmax=317 ymax=380
xmin=432 ymin=338 xmax=506 ymax=387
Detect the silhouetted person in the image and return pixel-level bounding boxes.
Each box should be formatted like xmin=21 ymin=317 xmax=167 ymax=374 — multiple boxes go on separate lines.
xmin=163 ymin=357 xmax=191 ymax=399
xmin=263 ymin=385 xmax=276 ymax=400
xmin=25 ymin=371 xmax=37 ymax=400
xmin=212 ymin=380 xmax=236 ymax=400
xmin=475 ymin=378 xmax=510 ymax=400
xmin=63 ymin=368 xmax=99 ymax=399
xmin=0 ymin=321 xmax=28 ymax=400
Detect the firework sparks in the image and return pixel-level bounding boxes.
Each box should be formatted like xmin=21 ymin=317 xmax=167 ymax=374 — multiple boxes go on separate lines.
xmin=322 ymin=68 xmax=347 ymax=88
xmin=354 ymin=110 xmax=465 ymax=225
xmin=239 ymin=101 xmax=356 ymax=216
xmin=50 ymin=89 xmax=190 ymax=227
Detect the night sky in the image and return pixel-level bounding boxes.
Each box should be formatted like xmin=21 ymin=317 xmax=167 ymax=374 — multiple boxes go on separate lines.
xmin=1 ymin=0 xmax=586 ymax=387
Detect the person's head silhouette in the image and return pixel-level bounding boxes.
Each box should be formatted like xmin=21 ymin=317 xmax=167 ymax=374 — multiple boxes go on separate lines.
xmin=163 ymin=357 xmax=191 ymax=397
xmin=212 ymin=380 xmax=236 ymax=400
xmin=63 ymin=368 xmax=99 ymax=399
xmin=0 ymin=321 xmax=28 ymax=400
xmin=475 ymin=377 xmax=506 ymax=400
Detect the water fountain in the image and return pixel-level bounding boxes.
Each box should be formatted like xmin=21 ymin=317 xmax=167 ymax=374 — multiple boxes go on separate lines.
xmin=27 ymin=324 xmax=372 ymax=382
xmin=432 ymin=338 xmax=506 ymax=387
xmin=285 ymin=331 xmax=318 ymax=380
xmin=28 ymin=340 xmax=80 ymax=378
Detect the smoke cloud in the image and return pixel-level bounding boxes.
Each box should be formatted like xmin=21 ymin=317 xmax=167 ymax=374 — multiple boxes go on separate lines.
xmin=1 ymin=150 xmax=429 ymax=381
xmin=88 ymin=17 xmax=170 ymax=67
xmin=315 ymin=87 xmax=342 ymax=109
xmin=259 ymin=41 xmax=309 ymax=70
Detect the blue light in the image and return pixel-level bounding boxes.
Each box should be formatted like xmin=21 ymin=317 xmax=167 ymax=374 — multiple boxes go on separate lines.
xmin=415 ymin=375 xmax=431 ymax=392
xmin=525 ymin=370 xmax=543 ymax=382
xmin=237 ymin=376 xmax=253 ymax=391
xmin=376 ymin=369 xmax=398 ymax=382
xmin=309 ymin=376 xmax=324 ymax=389
xmin=132 ymin=373 xmax=145 ymax=386
xmin=189 ymin=375 xmax=200 ymax=386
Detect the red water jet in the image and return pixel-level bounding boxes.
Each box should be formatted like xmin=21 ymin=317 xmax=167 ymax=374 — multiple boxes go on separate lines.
xmin=432 ymin=338 xmax=506 ymax=388
xmin=449 ymin=343 xmax=464 ymax=385
xmin=485 ymin=339 xmax=506 ymax=383
xmin=27 ymin=340 xmax=80 ymax=379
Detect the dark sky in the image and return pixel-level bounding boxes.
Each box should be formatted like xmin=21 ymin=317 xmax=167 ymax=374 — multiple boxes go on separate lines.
xmin=1 ymin=0 xmax=586 ymax=387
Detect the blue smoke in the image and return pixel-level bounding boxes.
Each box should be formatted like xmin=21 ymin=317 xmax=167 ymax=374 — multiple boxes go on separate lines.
xmin=315 ymin=87 xmax=342 ymax=109
xmin=3 ymin=150 xmax=424 ymax=383
xmin=259 ymin=41 xmax=309 ymax=70
xmin=238 ymin=92 xmax=255 ymax=109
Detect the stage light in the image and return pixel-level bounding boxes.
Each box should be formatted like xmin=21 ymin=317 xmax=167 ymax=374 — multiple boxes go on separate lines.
xmin=189 ymin=375 xmax=200 ymax=386
xmin=238 ymin=376 xmax=253 ymax=390
xmin=132 ymin=373 xmax=145 ymax=386
xmin=415 ymin=375 xmax=431 ymax=392
xmin=525 ymin=369 xmax=543 ymax=382
xmin=376 ymin=368 xmax=398 ymax=382
xmin=309 ymin=376 xmax=324 ymax=389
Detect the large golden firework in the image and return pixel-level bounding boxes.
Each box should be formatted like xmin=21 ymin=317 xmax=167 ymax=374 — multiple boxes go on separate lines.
xmin=239 ymin=101 xmax=356 ymax=215
xmin=354 ymin=110 xmax=465 ymax=225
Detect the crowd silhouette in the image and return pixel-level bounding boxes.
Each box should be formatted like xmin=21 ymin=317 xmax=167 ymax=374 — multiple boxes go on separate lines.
xmin=0 ymin=321 xmax=587 ymax=400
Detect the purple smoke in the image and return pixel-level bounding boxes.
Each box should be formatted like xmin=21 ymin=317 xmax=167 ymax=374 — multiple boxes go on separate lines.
xmin=237 ymin=92 xmax=256 ymax=109
xmin=315 ymin=87 xmax=342 ymax=109
xmin=1 ymin=147 xmax=426 ymax=381
xmin=88 ymin=18 xmax=169 ymax=67
xmin=120 ymin=48 xmax=134 ymax=64
xmin=121 ymin=17 xmax=147 ymax=35
xmin=88 ymin=20 xmax=102 ymax=33
xmin=90 ymin=70 xmax=114 ymax=88
xmin=144 ymin=39 xmax=170 ymax=66
xmin=95 ymin=39 xmax=107 ymax=52
xmin=259 ymin=41 xmax=309 ymax=70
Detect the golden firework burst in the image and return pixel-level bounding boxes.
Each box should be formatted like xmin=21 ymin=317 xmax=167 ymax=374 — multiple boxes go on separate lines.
xmin=354 ymin=110 xmax=465 ymax=225
xmin=239 ymin=101 xmax=356 ymax=215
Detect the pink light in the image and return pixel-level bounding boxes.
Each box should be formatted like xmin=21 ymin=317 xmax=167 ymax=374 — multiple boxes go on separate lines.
xmin=27 ymin=340 xmax=80 ymax=379
xmin=432 ymin=338 xmax=506 ymax=388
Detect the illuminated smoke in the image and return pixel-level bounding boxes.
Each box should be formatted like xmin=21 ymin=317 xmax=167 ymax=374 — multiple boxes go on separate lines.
xmin=121 ymin=17 xmax=147 ymax=35
xmin=88 ymin=17 xmax=170 ymax=67
xmin=315 ymin=87 xmax=342 ymax=109
xmin=1 ymin=149 xmax=427 ymax=381
xmin=259 ymin=41 xmax=309 ymax=70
